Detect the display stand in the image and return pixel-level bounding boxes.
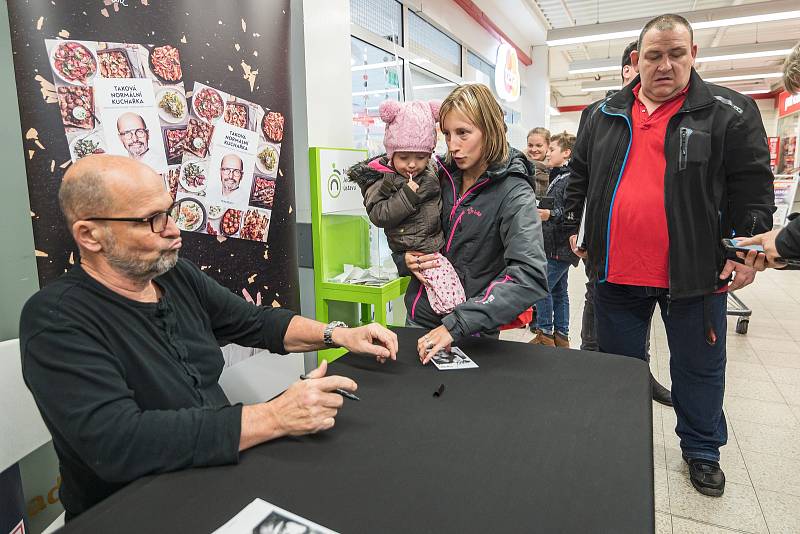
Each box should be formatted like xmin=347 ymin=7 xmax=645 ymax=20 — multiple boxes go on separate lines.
xmin=309 ymin=147 xmax=410 ymax=363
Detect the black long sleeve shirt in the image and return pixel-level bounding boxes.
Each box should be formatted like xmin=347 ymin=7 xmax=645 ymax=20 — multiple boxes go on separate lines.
xmin=19 ymin=258 xmax=296 ymax=517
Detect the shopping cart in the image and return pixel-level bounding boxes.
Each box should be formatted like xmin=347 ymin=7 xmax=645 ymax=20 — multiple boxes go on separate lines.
xmin=727 ymin=292 xmax=751 ymax=334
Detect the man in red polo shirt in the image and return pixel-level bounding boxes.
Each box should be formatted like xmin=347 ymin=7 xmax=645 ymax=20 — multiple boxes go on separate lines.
xmin=565 ymin=14 xmax=774 ymax=497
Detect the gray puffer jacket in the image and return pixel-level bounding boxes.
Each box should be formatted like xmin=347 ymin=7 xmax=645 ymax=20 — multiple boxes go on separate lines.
xmin=347 ymin=155 xmax=444 ymax=254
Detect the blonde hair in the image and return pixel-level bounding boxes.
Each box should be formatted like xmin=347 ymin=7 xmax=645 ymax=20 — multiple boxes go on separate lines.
xmin=439 ymin=83 xmax=509 ymax=167
xmin=784 ymin=42 xmax=800 ymax=95
xmin=550 ymin=131 xmax=576 ymax=153
xmin=527 ymin=127 xmax=551 ymax=144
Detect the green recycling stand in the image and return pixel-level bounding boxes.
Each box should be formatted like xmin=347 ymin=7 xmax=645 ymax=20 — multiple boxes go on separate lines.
xmin=309 ymin=147 xmax=410 ymax=364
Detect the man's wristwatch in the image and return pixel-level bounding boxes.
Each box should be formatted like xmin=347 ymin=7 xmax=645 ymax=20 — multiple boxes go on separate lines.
xmin=323 ymin=321 xmax=348 ymax=347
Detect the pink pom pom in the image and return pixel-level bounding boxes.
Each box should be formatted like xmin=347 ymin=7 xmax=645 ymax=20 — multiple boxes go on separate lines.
xmin=379 ymin=100 xmax=402 ymax=124
xmin=428 ymin=101 xmax=441 ymax=121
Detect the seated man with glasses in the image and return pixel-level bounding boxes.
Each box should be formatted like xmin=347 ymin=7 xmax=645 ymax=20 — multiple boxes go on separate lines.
xmin=19 ymin=154 xmax=398 ymax=520
xmin=220 ymin=153 xmax=245 ymax=198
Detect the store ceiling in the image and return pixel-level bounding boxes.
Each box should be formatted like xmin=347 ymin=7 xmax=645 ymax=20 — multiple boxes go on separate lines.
xmin=525 ymin=0 xmax=800 ymax=106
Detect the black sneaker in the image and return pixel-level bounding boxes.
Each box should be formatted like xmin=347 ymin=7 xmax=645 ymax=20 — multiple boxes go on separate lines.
xmin=683 ymin=455 xmax=725 ymax=497
xmin=650 ymin=373 xmax=673 ymax=407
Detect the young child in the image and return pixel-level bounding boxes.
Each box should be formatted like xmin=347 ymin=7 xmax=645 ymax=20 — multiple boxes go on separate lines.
xmin=530 ymin=131 xmax=579 ymax=348
xmin=347 ymin=100 xmax=465 ymax=315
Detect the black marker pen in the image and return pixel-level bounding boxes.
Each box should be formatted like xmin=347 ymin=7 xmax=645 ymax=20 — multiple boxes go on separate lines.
xmin=299 ymin=374 xmax=361 ymax=401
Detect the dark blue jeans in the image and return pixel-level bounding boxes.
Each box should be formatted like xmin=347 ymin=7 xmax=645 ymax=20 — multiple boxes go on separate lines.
xmin=595 ymin=282 xmax=727 ymax=462
xmin=533 ymin=258 xmax=572 ymax=336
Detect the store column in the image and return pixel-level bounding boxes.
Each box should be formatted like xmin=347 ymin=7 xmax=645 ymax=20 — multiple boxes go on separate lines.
xmin=292 ymin=0 xmax=354 ymax=369
xmin=521 ymin=44 xmax=550 ymax=132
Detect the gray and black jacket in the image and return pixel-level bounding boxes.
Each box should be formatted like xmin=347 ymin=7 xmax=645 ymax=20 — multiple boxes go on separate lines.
xmin=564 ymin=69 xmax=775 ymax=299
xmin=395 ymin=147 xmax=549 ymax=338
xmin=348 ymin=155 xmax=444 ymax=254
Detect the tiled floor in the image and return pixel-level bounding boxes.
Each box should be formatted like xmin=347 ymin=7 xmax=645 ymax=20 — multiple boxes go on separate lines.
xmin=500 ymin=267 xmax=800 ymax=533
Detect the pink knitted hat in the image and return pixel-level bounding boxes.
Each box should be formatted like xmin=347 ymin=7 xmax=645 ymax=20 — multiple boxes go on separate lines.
xmin=379 ymin=100 xmax=441 ymax=159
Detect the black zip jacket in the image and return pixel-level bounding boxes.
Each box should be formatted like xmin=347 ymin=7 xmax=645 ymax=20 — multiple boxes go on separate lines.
xmin=394 ymin=148 xmax=548 ymax=338
xmin=541 ymin=165 xmax=579 ymax=266
xmin=564 ymin=70 xmax=775 ymax=299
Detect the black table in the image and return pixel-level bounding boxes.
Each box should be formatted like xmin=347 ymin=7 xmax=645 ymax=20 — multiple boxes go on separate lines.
xmin=62 ymin=328 xmax=654 ymax=533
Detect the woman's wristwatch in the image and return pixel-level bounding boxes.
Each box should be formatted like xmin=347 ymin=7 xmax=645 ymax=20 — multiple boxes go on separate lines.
xmin=323 ymin=321 xmax=348 ymax=347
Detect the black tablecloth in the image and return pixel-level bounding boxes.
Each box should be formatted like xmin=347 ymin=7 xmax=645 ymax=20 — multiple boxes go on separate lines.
xmin=61 ymin=328 xmax=654 ymax=534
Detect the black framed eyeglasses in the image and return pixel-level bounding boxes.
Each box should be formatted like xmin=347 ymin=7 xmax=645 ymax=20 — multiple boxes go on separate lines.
xmin=85 ymin=201 xmax=180 ymax=233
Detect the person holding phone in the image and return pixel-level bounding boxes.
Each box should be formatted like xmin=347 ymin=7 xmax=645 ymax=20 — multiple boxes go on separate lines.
xmin=735 ymin=216 xmax=800 ymax=270
xmin=737 ymin=43 xmax=800 ymax=270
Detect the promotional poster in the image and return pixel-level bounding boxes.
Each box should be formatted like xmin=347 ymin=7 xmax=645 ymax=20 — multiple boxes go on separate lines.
xmin=8 ymin=0 xmax=299 ymax=311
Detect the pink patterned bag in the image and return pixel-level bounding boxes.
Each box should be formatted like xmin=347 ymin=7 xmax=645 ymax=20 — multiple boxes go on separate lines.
xmin=423 ymin=255 xmax=466 ymax=315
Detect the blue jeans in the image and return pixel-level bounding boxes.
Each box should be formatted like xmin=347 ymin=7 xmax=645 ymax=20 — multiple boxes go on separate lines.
xmin=595 ymin=282 xmax=727 ymax=462
xmin=533 ymin=259 xmax=572 ymax=336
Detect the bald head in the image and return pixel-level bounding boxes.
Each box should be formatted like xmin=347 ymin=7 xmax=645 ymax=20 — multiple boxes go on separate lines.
xmin=59 ymin=154 xmax=162 ymax=227
xmin=220 ymin=153 xmax=243 ymax=171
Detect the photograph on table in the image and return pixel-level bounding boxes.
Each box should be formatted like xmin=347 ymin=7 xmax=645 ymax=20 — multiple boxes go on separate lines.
xmin=431 ymin=347 xmax=478 ymax=370
xmin=253 ymin=510 xmax=331 ymax=534
xmin=46 ymin=39 xmax=187 ymax=177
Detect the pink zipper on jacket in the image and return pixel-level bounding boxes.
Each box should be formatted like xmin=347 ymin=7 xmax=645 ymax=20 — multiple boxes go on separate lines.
xmin=446 ymin=211 xmax=466 ymax=253
xmin=436 ymin=156 xmax=457 ymax=209
xmin=410 ymin=284 xmax=424 ymax=319
xmin=479 ymin=275 xmax=513 ymax=303
xmin=435 ymin=156 xmax=490 ymax=221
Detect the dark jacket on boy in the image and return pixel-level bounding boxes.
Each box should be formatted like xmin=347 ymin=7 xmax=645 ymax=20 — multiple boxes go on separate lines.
xmin=541 ymin=165 xmax=579 ymax=266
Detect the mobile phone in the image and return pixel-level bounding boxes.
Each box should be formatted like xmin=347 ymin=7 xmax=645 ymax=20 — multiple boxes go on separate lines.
xmin=538 ymin=196 xmax=555 ymax=210
xmin=722 ymin=238 xmax=764 ymax=253
xmin=722 ymin=238 xmax=800 ymax=268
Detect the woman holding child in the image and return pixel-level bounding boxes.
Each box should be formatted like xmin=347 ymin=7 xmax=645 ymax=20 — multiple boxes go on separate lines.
xmin=349 ymin=83 xmax=547 ymax=363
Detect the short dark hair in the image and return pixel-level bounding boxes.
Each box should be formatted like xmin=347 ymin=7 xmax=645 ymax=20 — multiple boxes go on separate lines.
xmin=638 ymin=14 xmax=693 ymax=52
xmin=621 ymin=40 xmax=638 ymax=77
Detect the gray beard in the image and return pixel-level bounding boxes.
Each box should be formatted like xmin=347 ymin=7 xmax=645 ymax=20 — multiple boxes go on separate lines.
xmin=104 ymin=234 xmax=179 ymax=283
